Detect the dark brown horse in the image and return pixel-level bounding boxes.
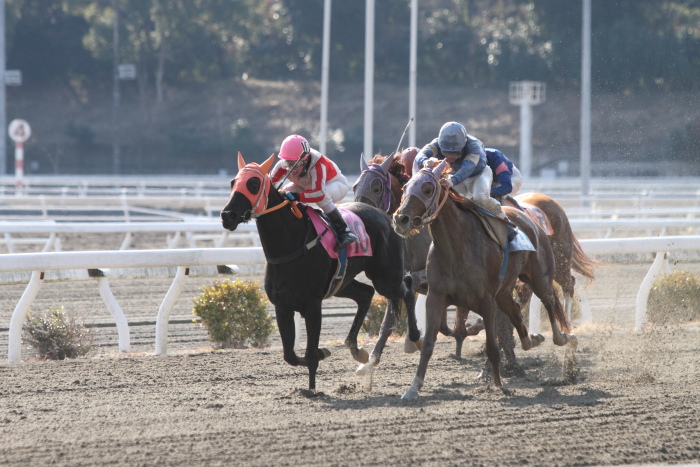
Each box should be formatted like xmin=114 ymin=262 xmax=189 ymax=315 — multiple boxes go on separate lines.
xmin=353 ymin=153 xmax=477 ymax=359
xmin=393 ymin=161 xmax=576 ymax=398
xmin=220 ymin=153 xmax=419 ymax=391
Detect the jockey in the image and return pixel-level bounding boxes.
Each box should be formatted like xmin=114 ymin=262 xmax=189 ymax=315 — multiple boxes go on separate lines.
xmin=414 ymin=122 xmax=518 ymax=242
xmin=485 ymin=147 xmax=523 ymax=201
xmin=270 ymin=134 xmax=357 ymax=250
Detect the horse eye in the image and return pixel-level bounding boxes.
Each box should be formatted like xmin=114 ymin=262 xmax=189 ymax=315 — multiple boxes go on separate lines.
xmin=246 ymin=177 xmax=261 ymax=195
xmin=421 ymin=182 xmax=433 ymax=197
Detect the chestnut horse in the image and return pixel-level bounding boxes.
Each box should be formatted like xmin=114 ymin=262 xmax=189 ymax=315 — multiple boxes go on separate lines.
xmin=220 ymin=153 xmax=419 ymax=391
xmin=393 ymin=161 xmax=576 ymax=398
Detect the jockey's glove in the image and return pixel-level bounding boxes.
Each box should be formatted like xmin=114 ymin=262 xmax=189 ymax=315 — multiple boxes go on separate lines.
xmin=284 ymin=191 xmax=301 ymax=202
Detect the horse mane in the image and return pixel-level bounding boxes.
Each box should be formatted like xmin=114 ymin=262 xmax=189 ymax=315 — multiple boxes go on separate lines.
xmin=370 ymin=153 xmax=410 ymax=184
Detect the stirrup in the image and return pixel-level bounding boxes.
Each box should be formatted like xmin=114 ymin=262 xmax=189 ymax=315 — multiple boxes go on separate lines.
xmin=334 ymin=232 xmax=357 ymax=251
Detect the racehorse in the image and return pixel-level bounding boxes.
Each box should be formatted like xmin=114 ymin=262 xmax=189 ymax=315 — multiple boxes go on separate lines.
xmin=353 ymin=153 xmax=477 ymax=359
xmin=354 ymin=153 xmax=597 ymax=355
xmin=220 ymin=153 xmax=419 ymax=391
xmin=392 ymin=160 xmax=576 ymax=398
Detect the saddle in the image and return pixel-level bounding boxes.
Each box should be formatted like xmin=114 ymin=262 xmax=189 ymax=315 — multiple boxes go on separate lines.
xmin=306 ymin=207 xmax=373 ymax=298
xmin=448 ymin=191 xmax=509 ymax=249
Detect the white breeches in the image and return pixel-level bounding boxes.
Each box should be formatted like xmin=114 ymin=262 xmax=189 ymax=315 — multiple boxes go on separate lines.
xmin=453 ymin=166 xmax=506 ymax=218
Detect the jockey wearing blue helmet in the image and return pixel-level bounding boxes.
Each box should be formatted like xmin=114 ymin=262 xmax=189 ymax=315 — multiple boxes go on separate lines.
xmin=414 ymin=122 xmax=518 ymax=242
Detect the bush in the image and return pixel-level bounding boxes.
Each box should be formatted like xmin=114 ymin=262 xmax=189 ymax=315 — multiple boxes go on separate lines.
xmin=648 ymin=271 xmax=700 ymax=325
xmin=361 ymin=295 xmax=408 ymax=337
xmin=22 ymin=306 xmax=93 ymax=360
xmin=192 ymin=279 xmax=275 ymax=348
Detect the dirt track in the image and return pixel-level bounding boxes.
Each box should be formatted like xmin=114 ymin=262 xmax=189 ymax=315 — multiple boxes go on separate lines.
xmin=1 ymin=234 xmax=700 ymax=466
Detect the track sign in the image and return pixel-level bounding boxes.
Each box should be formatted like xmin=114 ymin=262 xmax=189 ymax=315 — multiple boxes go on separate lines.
xmin=9 ymin=119 xmax=31 ymax=143
xmin=118 ymin=64 xmax=136 ymax=80
xmin=4 ymin=70 xmax=22 ymax=86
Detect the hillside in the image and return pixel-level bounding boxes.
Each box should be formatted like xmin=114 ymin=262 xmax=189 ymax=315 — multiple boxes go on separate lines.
xmin=6 ymin=78 xmax=699 ymax=176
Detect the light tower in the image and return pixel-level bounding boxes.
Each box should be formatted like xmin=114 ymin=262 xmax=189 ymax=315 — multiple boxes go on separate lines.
xmin=509 ymin=81 xmax=546 ymax=177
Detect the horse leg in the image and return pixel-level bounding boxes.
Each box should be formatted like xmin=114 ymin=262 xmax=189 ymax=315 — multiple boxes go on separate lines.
xmin=495 ymin=288 xmax=544 ymax=351
xmin=402 ymin=292 xmax=447 ymax=399
xmin=401 ymin=275 xmax=422 ymax=353
xmin=275 ymin=306 xmax=306 ymax=368
xmin=302 ymin=306 xmax=325 ymax=391
xmin=528 ymin=275 xmax=576 ymax=348
xmin=494 ymin=309 xmax=525 ymax=377
xmin=479 ymin=300 xmax=503 ymax=388
xmin=452 ymin=307 xmax=470 ymax=359
xmin=357 ymin=297 xmax=397 ymax=373
xmin=335 ymin=279 xmax=374 ymax=364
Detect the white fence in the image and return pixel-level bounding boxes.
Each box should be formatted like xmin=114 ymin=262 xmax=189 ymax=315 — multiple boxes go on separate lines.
xmin=1 ymin=248 xmax=266 ymax=364
xmin=2 ymin=235 xmax=699 ymax=363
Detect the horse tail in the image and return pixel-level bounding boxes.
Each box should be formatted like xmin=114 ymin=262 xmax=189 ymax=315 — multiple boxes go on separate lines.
xmin=570 ymin=235 xmax=601 ymax=286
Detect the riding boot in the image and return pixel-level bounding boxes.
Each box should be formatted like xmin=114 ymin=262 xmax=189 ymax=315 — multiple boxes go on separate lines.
xmin=327 ymin=208 xmax=357 ymax=251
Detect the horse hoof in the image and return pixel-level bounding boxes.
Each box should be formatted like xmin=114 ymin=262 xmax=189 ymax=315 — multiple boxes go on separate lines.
xmin=404 ymin=339 xmax=419 ymax=353
xmin=415 ymin=338 xmax=423 ymax=351
xmin=321 ymin=348 xmax=332 ymax=359
xmin=531 ymin=334 xmax=545 ymax=347
xmin=356 ymin=362 xmax=375 ymax=374
xmin=355 ymin=347 xmax=369 ymax=364
xmin=401 ymin=388 xmax=419 ymax=400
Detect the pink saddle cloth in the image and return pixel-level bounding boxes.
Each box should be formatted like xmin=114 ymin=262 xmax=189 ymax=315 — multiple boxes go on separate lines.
xmin=307 ymin=207 xmax=373 ymax=259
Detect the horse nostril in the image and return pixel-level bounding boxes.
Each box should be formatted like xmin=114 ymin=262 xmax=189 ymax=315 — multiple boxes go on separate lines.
xmin=393 ymin=214 xmax=409 ymax=226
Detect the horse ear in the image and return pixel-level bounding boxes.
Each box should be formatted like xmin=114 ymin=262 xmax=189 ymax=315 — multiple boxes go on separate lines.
xmin=360 ymin=152 xmax=369 ymax=171
xmin=260 ymin=154 xmax=276 ymax=173
xmin=237 ymin=152 xmax=246 ymax=170
xmin=379 ymin=153 xmax=393 ymax=173
xmin=432 ymin=159 xmax=448 ymax=178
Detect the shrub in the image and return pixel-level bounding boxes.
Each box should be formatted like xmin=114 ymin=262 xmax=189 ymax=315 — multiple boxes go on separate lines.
xmin=361 ymin=295 xmax=408 ymax=337
xmin=22 ymin=306 xmax=93 ymax=360
xmin=193 ymin=279 xmax=275 ymax=348
xmin=648 ymin=271 xmax=700 ymax=325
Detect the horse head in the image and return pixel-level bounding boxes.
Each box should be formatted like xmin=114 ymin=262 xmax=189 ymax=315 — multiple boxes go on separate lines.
xmin=220 ymin=152 xmax=276 ymax=231
xmin=353 ymin=152 xmax=395 ymax=212
xmin=392 ymin=160 xmax=448 ymax=237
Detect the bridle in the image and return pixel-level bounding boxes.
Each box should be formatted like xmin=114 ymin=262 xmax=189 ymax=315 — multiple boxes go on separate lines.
xmin=399 ymin=168 xmax=450 ymax=229
xmin=231 ymin=165 xmax=302 ymax=223
xmin=355 ymin=163 xmax=393 ymax=212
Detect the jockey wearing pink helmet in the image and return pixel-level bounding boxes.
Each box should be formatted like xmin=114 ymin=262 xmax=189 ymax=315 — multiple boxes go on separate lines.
xmin=270 ymin=134 xmax=357 ymax=251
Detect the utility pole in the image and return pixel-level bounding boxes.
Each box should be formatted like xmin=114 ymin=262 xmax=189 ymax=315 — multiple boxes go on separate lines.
xmin=112 ymin=0 xmax=121 ymax=175
xmin=0 ymin=0 xmax=6 ymax=175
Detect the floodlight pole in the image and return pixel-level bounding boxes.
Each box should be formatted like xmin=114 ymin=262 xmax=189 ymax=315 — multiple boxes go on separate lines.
xmin=580 ymin=0 xmax=592 ymax=201
xmin=363 ymin=0 xmax=375 ymax=160
xmin=112 ymin=0 xmax=121 ymax=175
xmin=408 ymin=0 xmax=418 ymax=148
xmin=509 ymin=81 xmax=545 ymax=178
xmin=319 ymin=0 xmax=331 ymax=154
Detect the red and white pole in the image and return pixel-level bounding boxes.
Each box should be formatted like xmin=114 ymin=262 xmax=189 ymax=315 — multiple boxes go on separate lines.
xmin=14 ymin=140 xmax=24 ymax=193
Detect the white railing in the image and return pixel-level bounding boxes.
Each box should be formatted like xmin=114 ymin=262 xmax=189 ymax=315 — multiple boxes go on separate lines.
xmin=1 ymin=248 xmax=266 ymax=364
xmin=2 ymin=236 xmax=698 ymax=364
xmin=0 ymin=221 xmax=258 ymax=252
